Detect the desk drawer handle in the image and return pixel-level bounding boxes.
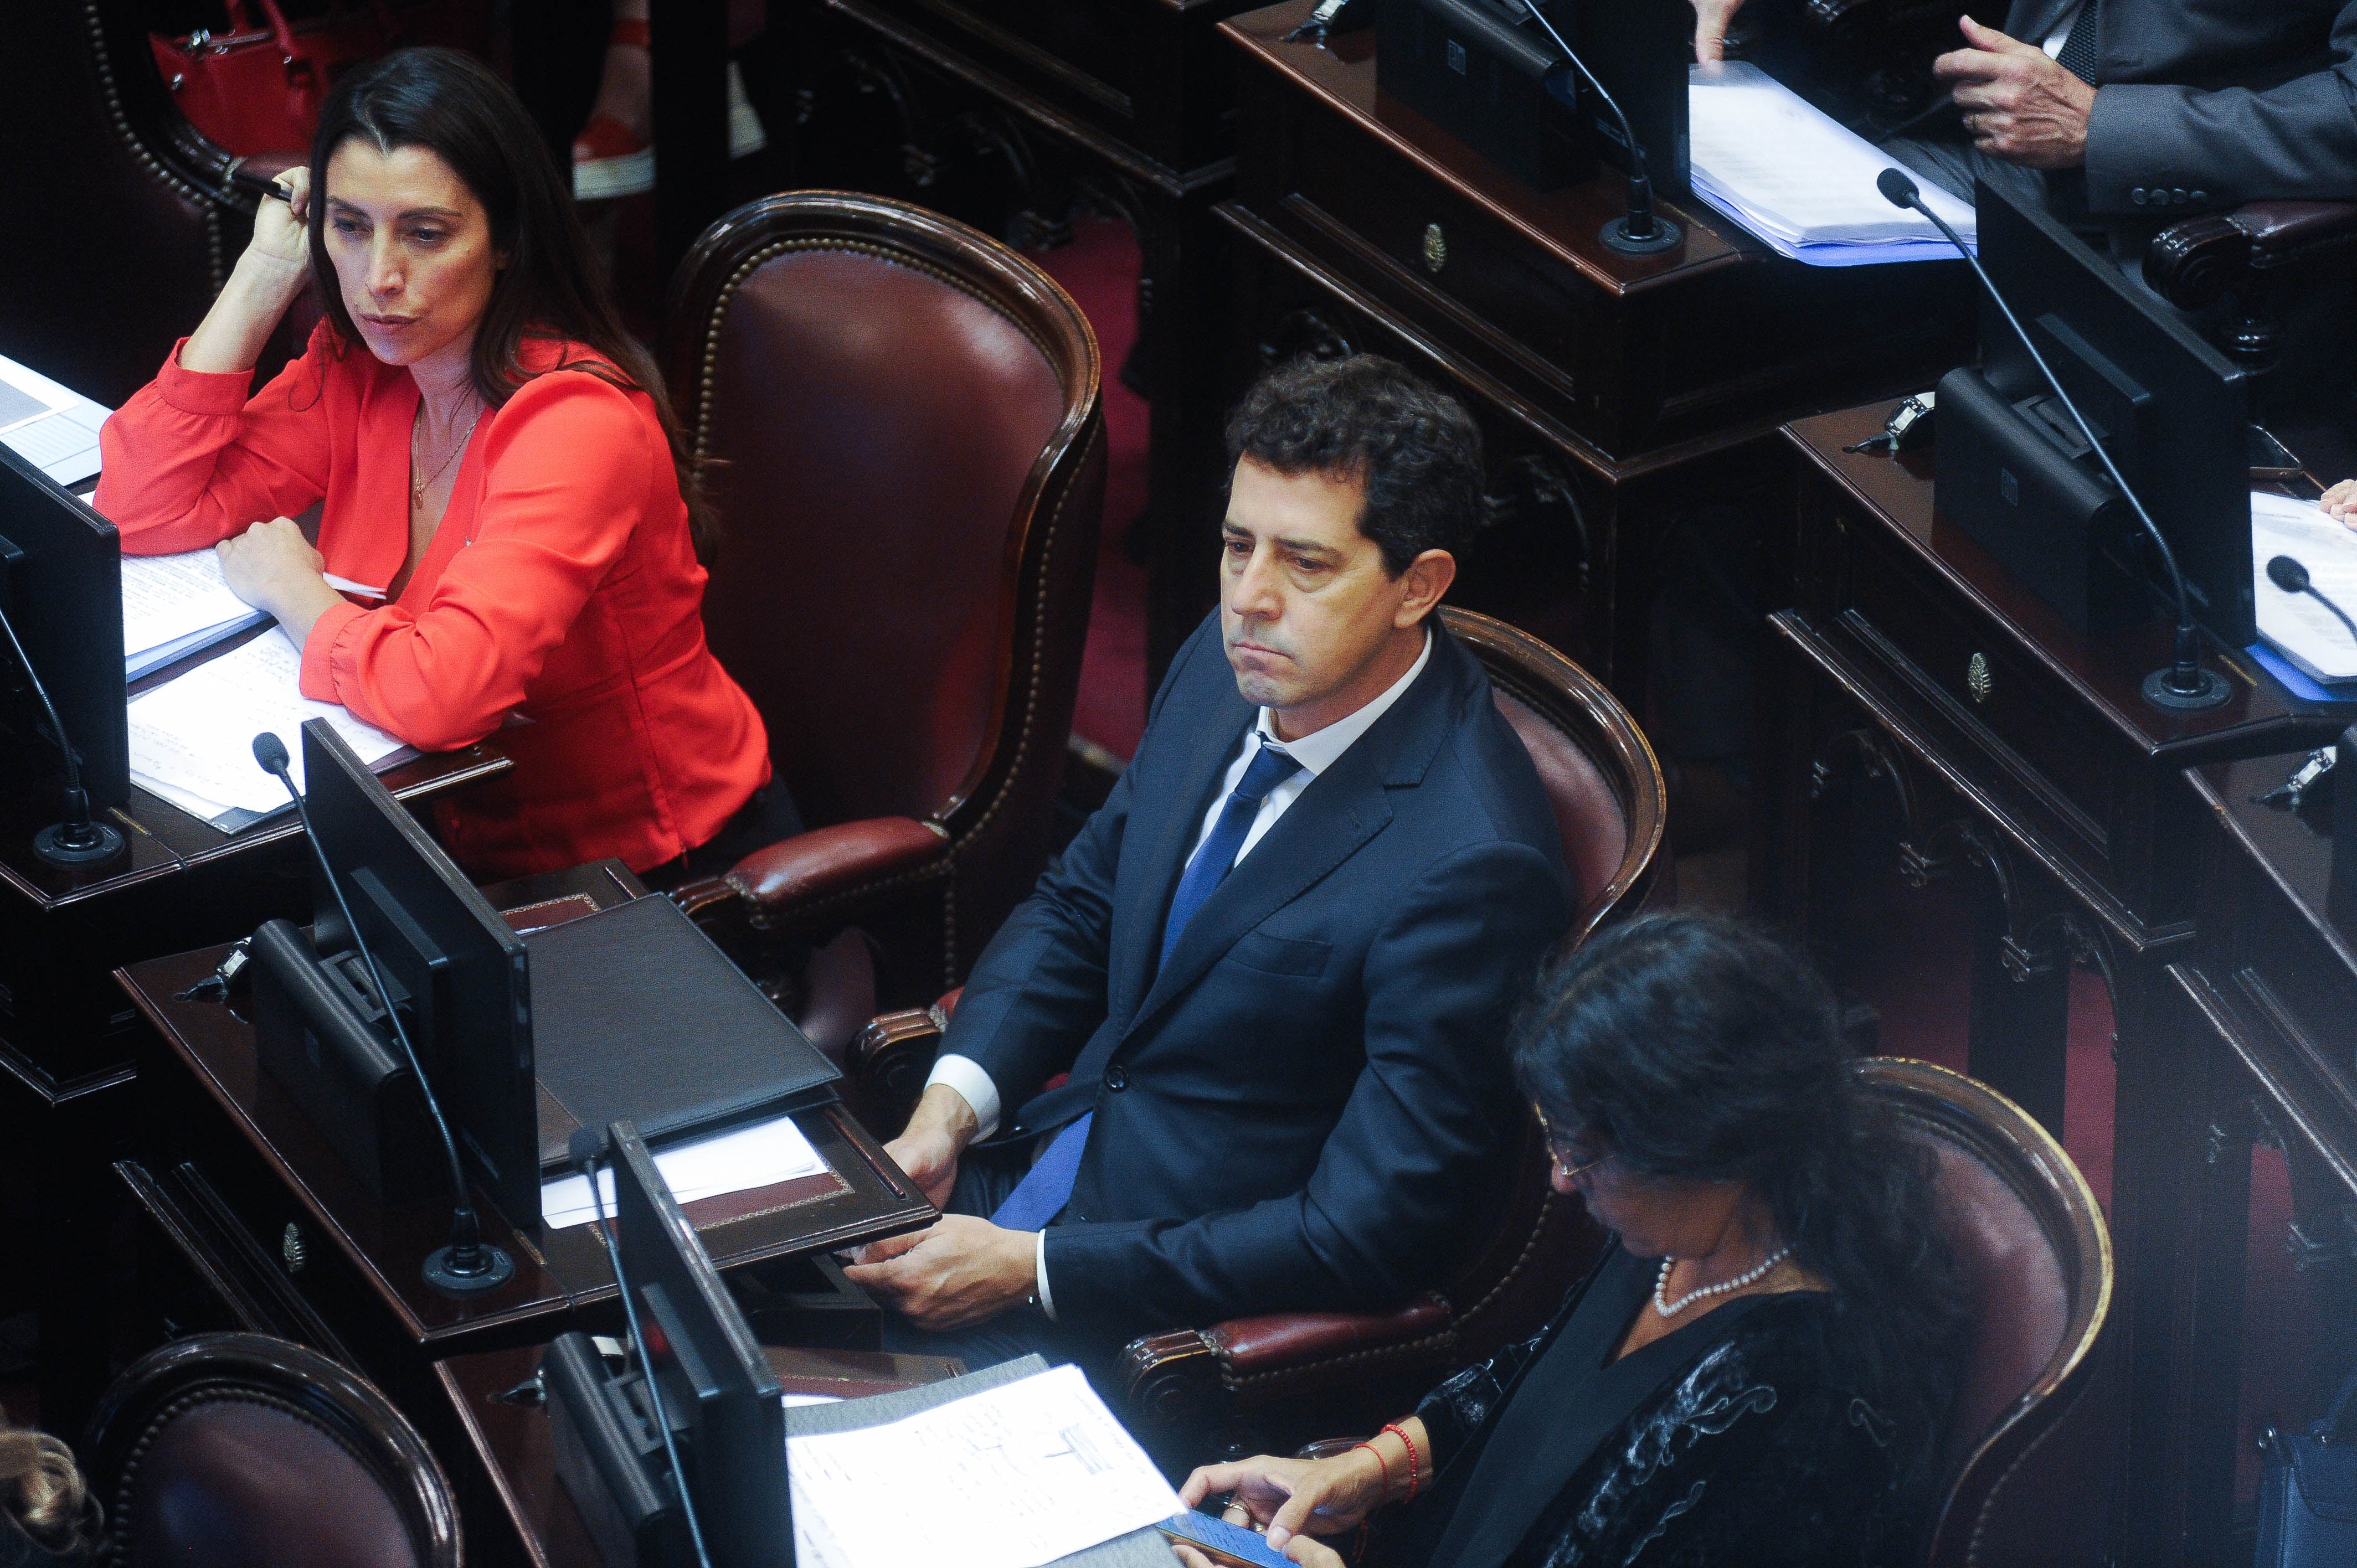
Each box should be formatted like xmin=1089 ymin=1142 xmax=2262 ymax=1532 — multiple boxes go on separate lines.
xmin=1422 ymin=223 xmax=1447 ymax=273
xmin=1967 ymin=653 xmax=1993 ymax=705
xmin=281 ymin=1221 xmax=306 ymax=1275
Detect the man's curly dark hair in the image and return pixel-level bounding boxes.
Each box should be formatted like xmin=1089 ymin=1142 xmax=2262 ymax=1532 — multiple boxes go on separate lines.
xmin=1224 ymin=355 xmax=1485 ymax=575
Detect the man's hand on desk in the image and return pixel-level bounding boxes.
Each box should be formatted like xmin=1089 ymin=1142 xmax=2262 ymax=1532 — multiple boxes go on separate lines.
xmin=840 ymin=1216 xmax=1038 ymax=1329
xmin=217 ymin=516 xmax=344 ymax=649
xmin=1937 ymin=16 xmax=2094 ymax=169
xmin=1690 ymin=0 xmax=1746 ymax=64
xmin=880 ymin=1081 xmax=978 ymax=1210
xmin=2320 ymin=479 xmax=2357 ymax=527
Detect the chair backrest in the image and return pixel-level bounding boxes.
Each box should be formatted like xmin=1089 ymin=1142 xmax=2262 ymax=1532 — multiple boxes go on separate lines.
xmin=664 ymin=190 xmax=1104 ymax=979
xmin=82 ymin=1333 xmax=459 ymax=1568
xmin=1859 ymin=1059 xmax=2113 ymax=1568
xmin=1427 ymin=607 xmax=1666 ymax=1360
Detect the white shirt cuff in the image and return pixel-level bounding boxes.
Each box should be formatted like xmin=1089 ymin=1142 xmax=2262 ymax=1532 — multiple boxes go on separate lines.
xmin=1034 ymin=1229 xmax=1057 ymax=1321
xmin=923 ymin=1053 xmax=1002 ymax=1142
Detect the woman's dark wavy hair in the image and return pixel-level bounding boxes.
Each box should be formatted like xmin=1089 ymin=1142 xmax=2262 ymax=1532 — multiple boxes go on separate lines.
xmin=1512 ymin=912 xmax=1969 ymax=1484
xmin=304 ymin=47 xmax=714 ymax=559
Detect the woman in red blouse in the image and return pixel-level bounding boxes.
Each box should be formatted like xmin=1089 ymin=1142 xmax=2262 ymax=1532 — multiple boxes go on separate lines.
xmin=96 ymin=48 xmax=783 ymax=883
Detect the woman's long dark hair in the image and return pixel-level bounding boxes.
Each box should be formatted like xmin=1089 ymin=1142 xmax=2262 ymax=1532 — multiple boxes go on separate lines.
xmin=304 ymin=47 xmax=714 ymax=559
xmin=1512 ymin=912 xmax=1970 ymax=1486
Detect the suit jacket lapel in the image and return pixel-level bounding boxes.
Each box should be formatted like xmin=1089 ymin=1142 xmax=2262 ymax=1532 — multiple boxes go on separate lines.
xmin=1109 ymin=670 xmax=1254 ymax=1024
xmin=2006 ymin=0 xmax=2076 ymax=50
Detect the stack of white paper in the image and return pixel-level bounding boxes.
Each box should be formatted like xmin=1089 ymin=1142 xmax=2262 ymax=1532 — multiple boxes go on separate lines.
xmin=127 ymin=628 xmax=409 ymax=827
xmin=122 ymin=551 xmax=271 ymax=680
xmin=788 ymin=1364 xmax=1182 ymax=1568
xmin=2252 ymin=491 xmax=2357 ymax=684
xmin=539 ymin=1112 xmax=833 ymax=1229
xmin=0 ymin=353 xmax=111 ymax=486
xmin=1688 ymin=62 xmax=1978 ymax=267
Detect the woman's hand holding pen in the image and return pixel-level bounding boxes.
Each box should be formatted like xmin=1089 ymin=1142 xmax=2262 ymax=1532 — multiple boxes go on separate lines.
xmin=217 ymin=515 xmax=344 ymax=650
xmin=181 ymin=166 xmax=313 ymax=376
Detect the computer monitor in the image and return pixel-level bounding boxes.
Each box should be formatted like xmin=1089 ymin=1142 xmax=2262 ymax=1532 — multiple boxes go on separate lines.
xmin=1945 ymin=178 xmax=2253 ymax=644
xmin=610 ymin=1118 xmax=791 ymax=1568
xmin=0 ymin=445 xmax=127 ymax=808
xmin=298 ymin=719 xmax=540 ymax=1227
xmin=1563 ymin=0 xmax=1689 ymax=199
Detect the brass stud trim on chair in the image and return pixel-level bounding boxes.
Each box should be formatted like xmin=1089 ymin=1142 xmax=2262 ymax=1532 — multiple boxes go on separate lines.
xmin=1967 ymin=652 xmax=1993 ymax=705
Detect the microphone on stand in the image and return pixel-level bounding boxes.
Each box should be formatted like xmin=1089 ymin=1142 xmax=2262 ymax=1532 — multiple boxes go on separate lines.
xmin=1511 ymin=0 xmax=1681 ymax=256
xmin=1877 ymin=167 xmax=2229 ymax=712
xmin=0 ymin=600 xmax=125 ymax=868
xmin=253 ymin=730 xmax=514 ymax=1295
xmin=2266 ymin=555 xmax=2357 ymax=649
xmin=571 ymin=1127 xmax=714 ymax=1568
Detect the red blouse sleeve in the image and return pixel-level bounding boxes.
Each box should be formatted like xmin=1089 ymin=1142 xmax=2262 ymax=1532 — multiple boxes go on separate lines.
xmin=93 ymin=327 xmax=337 ymax=554
xmin=297 ymin=370 xmax=662 ymax=752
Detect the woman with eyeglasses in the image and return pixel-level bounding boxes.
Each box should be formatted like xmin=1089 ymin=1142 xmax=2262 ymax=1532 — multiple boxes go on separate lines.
xmin=1170 ymin=912 xmax=1970 ymax=1568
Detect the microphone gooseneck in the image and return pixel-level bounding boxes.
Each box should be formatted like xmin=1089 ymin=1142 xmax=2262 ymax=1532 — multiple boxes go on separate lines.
xmin=579 ymin=1132 xmax=714 ymax=1568
xmin=0 ymin=599 xmax=126 ymax=868
xmin=1878 ymin=168 xmax=2230 ymax=713
xmin=2267 ymin=553 xmax=2357 ymax=649
xmin=1515 ymin=0 xmax=1682 ymax=257
xmin=252 ymin=731 xmax=514 ymax=1295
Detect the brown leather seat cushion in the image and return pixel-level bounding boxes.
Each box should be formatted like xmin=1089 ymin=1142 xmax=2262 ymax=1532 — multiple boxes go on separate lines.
xmin=126 ymin=1398 xmax=421 ymax=1568
xmin=698 ymin=247 xmax=1067 ymax=829
xmin=1492 ymin=689 xmax=1628 ymax=914
xmin=1928 ymin=1138 xmax=2071 ymax=1472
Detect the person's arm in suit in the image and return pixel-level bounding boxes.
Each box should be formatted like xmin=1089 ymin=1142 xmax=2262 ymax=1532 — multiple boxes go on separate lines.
xmin=2082 ymin=1 xmax=2357 ymax=212
xmin=1039 ymin=837 xmax=1573 ymax=1337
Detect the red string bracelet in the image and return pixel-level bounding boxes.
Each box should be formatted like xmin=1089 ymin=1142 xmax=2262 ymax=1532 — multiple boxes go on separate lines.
xmin=1351 ymin=1440 xmax=1393 ymax=1497
xmin=1381 ymin=1422 xmax=1421 ymax=1501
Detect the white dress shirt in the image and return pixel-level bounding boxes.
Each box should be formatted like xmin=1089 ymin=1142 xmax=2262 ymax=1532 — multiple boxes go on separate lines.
xmin=2041 ymin=4 xmax=2081 ymax=58
xmin=923 ymin=629 xmax=1435 ymax=1317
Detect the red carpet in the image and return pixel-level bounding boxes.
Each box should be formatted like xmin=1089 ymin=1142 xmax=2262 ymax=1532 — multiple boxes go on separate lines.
xmin=1030 ymin=217 xmax=1152 ymax=761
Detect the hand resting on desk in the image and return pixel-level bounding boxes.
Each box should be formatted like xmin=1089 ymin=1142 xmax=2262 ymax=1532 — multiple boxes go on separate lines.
xmin=2320 ymin=478 xmax=2357 ymax=525
xmin=216 ymin=515 xmax=345 ymax=648
xmin=840 ymin=1215 xmax=1038 ymax=1330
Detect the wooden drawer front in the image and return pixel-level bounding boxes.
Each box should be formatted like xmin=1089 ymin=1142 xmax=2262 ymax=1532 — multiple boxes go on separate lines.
xmin=1238 ymin=82 xmax=1597 ymax=437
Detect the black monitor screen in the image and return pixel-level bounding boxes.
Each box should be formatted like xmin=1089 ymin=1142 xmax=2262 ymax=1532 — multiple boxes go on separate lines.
xmin=1975 ymin=178 xmax=2253 ymax=644
xmin=0 ymin=447 xmax=126 ymax=807
xmin=297 ymin=719 xmax=537 ymax=1226
xmin=610 ymin=1118 xmax=791 ymax=1568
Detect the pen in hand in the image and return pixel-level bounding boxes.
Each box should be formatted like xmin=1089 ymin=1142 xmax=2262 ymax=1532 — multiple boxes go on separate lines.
xmin=227 ymin=167 xmax=296 ymax=204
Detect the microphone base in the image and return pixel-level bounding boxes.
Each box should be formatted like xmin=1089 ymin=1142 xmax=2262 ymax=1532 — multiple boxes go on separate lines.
xmin=33 ymin=819 xmax=125 ymax=867
xmin=425 ymin=1242 xmax=516 ymax=1295
xmin=2142 ymin=665 xmax=2231 ymax=712
xmin=1600 ymin=214 xmax=1681 ymax=256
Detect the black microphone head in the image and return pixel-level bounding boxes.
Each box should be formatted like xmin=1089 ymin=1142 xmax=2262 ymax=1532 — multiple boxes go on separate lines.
xmin=568 ymin=1127 xmax=605 ymax=1172
xmin=1877 ymin=168 xmax=1920 ymax=209
xmin=252 ymin=731 xmax=292 ymax=776
xmin=2269 ymin=555 xmax=2313 ymax=594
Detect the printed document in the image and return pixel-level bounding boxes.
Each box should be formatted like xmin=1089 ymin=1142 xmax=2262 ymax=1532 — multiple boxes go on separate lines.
xmin=121 ymin=551 xmax=270 ymax=679
xmin=539 ymin=1112 xmax=831 ymax=1228
xmin=1689 ymin=62 xmax=1978 ymax=266
xmin=788 ymin=1363 xmax=1182 ymax=1568
xmin=0 ymin=353 xmax=111 ymax=486
xmin=2252 ymin=491 xmax=2357 ymax=683
xmin=127 ymin=628 xmax=406 ymax=824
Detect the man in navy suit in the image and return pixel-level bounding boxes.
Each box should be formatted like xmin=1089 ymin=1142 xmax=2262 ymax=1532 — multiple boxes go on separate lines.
xmin=844 ymin=357 xmax=1575 ymax=1375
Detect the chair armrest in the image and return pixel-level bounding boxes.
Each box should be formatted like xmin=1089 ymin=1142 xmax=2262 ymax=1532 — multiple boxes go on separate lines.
xmin=2143 ymin=212 xmax=2251 ymax=311
xmin=2230 ymin=199 xmax=2357 ymax=267
xmin=670 ymin=816 xmax=950 ymax=938
xmin=848 ymin=1002 xmax=950 ymax=1116
xmin=1206 ymin=1296 xmax=1454 ymax=1380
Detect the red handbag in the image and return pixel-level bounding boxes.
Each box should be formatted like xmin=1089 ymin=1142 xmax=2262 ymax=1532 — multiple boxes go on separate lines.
xmin=150 ymin=0 xmax=486 ymax=158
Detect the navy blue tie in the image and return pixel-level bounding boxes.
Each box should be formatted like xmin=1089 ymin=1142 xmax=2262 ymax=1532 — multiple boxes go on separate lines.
xmin=1160 ymin=739 xmax=1304 ymax=969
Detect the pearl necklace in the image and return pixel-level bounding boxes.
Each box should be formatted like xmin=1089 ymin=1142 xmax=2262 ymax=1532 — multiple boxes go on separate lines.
xmin=1654 ymin=1246 xmax=1792 ymax=1318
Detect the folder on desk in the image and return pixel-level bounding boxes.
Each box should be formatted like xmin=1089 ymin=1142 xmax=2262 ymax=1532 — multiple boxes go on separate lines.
xmin=525 ymin=893 xmax=842 ymax=1170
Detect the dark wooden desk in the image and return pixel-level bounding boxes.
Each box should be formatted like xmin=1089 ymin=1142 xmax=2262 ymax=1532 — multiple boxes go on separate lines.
xmin=2 ymin=725 xmax=507 ymax=1432
xmin=1209 ymin=2 xmax=1976 ymax=698
xmin=438 ymin=1343 xmax=963 ymax=1567
xmin=107 ymin=869 xmax=934 ymax=1448
xmin=1756 ymin=403 xmax=2357 ymax=1564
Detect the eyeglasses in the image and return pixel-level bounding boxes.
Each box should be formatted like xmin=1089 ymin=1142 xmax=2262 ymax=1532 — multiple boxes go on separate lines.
xmin=1532 ymin=1106 xmax=1609 ymax=1185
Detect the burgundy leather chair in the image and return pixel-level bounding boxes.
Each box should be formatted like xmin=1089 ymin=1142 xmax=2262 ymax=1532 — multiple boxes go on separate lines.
xmin=1 ymin=0 xmax=313 ymax=405
xmin=2145 ymin=201 xmax=2357 ymax=397
xmin=660 ymin=191 xmax=1105 ymax=1056
xmin=1877 ymin=1057 xmax=2114 ymax=1567
xmin=846 ymin=607 xmax=1668 ymax=1455
xmin=82 ymin=1333 xmax=460 ymax=1567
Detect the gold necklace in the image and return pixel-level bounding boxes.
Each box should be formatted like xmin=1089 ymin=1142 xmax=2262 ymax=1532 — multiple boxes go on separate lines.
xmin=411 ymin=399 xmax=485 ymax=509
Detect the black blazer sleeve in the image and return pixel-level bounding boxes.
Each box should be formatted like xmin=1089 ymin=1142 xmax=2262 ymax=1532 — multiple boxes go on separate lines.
xmin=1036 ymin=836 xmax=1571 ymax=1331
